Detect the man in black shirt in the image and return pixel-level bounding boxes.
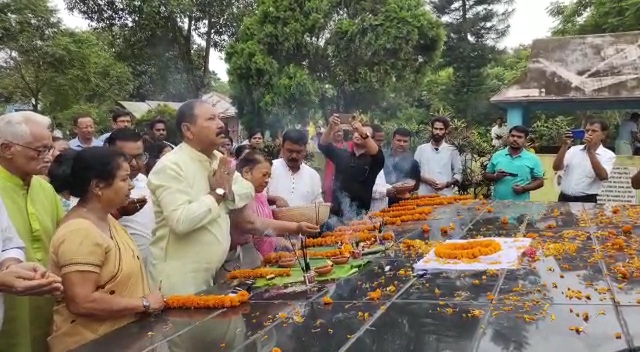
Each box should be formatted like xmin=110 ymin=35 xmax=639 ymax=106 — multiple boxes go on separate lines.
xmin=318 ymin=115 xmax=385 ymax=219
xmin=383 ymin=128 xmax=420 ymax=206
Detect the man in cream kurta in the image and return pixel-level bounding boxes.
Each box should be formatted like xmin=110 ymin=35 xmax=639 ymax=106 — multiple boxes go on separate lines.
xmin=147 ymin=143 xmax=254 ymax=295
xmin=146 ymin=100 xmax=254 ymax=295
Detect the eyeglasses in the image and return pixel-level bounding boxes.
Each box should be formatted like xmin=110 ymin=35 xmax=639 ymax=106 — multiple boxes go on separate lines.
xmin=124 ymin=153 xmax=149 ymax=164
xmin=11 ymin=142 xmax=54 ymax=158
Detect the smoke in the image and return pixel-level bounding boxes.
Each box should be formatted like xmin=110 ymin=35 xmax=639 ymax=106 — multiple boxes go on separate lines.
xmin=334 ymin=189 xmax=366 ymax=221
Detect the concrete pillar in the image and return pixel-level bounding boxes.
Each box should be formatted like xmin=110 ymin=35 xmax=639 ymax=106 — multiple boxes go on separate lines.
xmin=506 ymin=105 xmax=523 ymax=127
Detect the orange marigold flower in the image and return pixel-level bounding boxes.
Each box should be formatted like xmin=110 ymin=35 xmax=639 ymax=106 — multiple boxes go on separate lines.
xmin=434 ymin=239 xmax=501 ymax=260
xmin=622 ymin=225 xmax=633 ymax=234
xmin=164 ymin=291 xmax=250 ymax=309
xmin=367 ymin=289 xmax=382 ymax=301
xmin=322 ymin=296 xmax=333 ymax=305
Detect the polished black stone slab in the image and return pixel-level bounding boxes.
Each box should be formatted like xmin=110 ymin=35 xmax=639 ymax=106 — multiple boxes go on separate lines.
xmin=399 ymin=269 xmax=500 ymax=303
xmin=316 ymin=258 xmax=414 ymax=302
xmin=466 ymin=201 xmax=531 ymax=233
xmin=346 ymin=301 xmax=488 ymax=352
xmin=250 ymin=282 xmax=329 ymax=302
xmin=234 ymin=301 xmax=384 ymax=352
xmin=524 ymin=201 xmax=590 ymax=230
xmin=477 ymin=304 xmax=626 ymax=352
xmin=74 ymin=200 xmax=640 ymax=352
xmin=582 ymin=204 xmax=640 ymax=227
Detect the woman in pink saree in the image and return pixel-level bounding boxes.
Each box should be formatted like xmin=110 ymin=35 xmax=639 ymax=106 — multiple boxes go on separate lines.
xmin=229 ymin=151 xmax=319 ymax=266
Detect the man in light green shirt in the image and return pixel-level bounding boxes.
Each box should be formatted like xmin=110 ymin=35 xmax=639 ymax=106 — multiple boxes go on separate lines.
xmin=147 ymin=100 xmax=255 ymax=295
xmin=0 ymin=111 xmax=65 ymax=352
xmin=483 ymin=125 xmax=544 ymax=201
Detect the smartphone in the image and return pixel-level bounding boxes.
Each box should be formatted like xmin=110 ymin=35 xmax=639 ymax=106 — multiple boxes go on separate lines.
xmin=504 ymin=172 xmax=518 ymax=177
xmin=570 ymin=129 xmax=585 ymax=140
xmin=336 ymin=113 xmax=355 ymax=124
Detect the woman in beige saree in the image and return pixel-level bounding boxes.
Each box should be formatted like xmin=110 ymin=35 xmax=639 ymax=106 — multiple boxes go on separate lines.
xmin=48 ymin=147 xmax=164 ymax=352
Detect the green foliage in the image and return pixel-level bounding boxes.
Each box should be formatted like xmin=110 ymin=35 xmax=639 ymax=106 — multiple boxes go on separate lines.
xmin=138 ymin=104 xmax=178 ymax=126
xmin=428 ymin=0 xmax=515 ymax=121
xmin=529 ymin=115 xmax=573 ymax=146
xmin=65 ymin=0 xmax=254 ymax=100
xmin=137 ymin=104 xmax=179 ymax=143
xmin=447 ymin=119 xmax=494 ymax=198
xmin=0 ymin=0 xmax=60 ymax=108
xmin=0 ymin=0 xmax=132 ymax=120
xmin=547 ymin=0 xmax=640 ymax=36
xmin=260 ymin=141 xmax=314 ymax=164
xmin=226 ymin=0 xmax=445 ymax=131
xmin=41 ymin=30 xmax=133 ymax=116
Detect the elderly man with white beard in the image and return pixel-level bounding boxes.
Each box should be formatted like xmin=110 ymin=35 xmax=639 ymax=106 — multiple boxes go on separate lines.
xmin=0 ymin=111 xmax=65 ymax=352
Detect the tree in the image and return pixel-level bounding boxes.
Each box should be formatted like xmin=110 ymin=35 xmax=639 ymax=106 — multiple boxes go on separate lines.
xmin=0 ymin=0 xmax=132 ymax=120
xmin=41 ymin=30 xmax=133 ymax=116
xmin=0 ymin=0 xmax=60 ymax=109
xmin=210 ymin=74 xmax=231 ymax=96
xmin=429 ymin=0 xmax=515 ymax=121
xmin=547 ymin=0 xmax=640 ymax=36
xmin=64 ymin=0 xmax=254 ymax=100
xmin=226 ymin=0 xmax=445 ymax=131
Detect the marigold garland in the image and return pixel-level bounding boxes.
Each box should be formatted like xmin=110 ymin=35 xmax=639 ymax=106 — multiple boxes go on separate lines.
xmin=227 ymin=268 xmax=291 ymax=280
xmin=164 ymin=290 xmax=249 ymax=309
xmin=434 ymin=239 xmax=502 ymax=260
xmin=305 ymin=232 xmax=394 ymax=248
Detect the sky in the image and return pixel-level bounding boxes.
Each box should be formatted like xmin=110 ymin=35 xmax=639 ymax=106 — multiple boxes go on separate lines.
xmin=51 ymin=0 xmax=557 ymax=82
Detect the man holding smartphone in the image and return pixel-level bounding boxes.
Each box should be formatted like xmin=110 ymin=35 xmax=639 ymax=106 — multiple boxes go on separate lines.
xmin=318 ymin=114 xmax=384 ymax=218
xmin=483 ymin=125 xmax=544 ymax=201
xmin=552 ymin=119 xmax=615 ymax=203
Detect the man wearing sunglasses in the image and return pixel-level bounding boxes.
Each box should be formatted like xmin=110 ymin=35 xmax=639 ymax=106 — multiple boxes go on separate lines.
xmin=105 ymin=128 xmax=155 ymax=269
xmin=318 ymin=115 xmax=385 ymax=219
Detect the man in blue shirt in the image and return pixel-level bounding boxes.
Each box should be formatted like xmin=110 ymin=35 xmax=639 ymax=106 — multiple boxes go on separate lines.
xmin=483 ymin=125 xmax=544 ymax=201
xmin=68 ymin=114 xmax=104 ymax=150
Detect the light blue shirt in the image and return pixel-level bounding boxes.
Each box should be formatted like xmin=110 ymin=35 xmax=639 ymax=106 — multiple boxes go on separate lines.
xmin=486 ymin=148 xmax=543 ymax=201
xmin=98 ymin=132 xmax=111 ymax=143
xmin=68 ymin=137 xmax=104 ymax=150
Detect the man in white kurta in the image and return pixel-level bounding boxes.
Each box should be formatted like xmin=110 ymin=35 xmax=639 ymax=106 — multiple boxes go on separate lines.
xmin=147 ymin=100 xmax=254 ymax=295
xmin=268 ymin=158 xmax=323 ymax=206
xmin=267 ymin=129 xmax=323 ymax=206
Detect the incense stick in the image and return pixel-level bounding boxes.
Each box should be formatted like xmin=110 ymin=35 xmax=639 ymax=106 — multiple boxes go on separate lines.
xmin=286 ymin=236 xmax=305 ymax=272
xmin=301 ymin=236 xmax=311 ymax=272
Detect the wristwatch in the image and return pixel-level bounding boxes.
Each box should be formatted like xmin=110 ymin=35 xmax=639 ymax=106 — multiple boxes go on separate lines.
xmin=215 ymin=188 xmax=226 ymax=197
xmin=141 ymin=296 xmax=151 ymax=312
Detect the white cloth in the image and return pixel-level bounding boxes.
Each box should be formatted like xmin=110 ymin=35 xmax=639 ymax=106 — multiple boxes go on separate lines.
xmin=370 ymin=170 xmax=391 ymax=212
xmin=414 ymin=238 xmax=532 ymax=271
xmin=491 ymin=125 xmax=508 ymax=147
xmin=617 ymin=119 xmax=638 ymax=144
xmin=414 ymin=142 xmax=462 ymax=196
xmin=267 ymin=159 xmax=323 ymax=206
xmin=0 ymin=199 xmax=26 ymax=329
xmin=559 ymin=145 xmax=616 ymax=196
xmin=119 ymin=174 xmax=155 ymax=271
xmin=616 ymin=119 xmax=637 ymax=155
